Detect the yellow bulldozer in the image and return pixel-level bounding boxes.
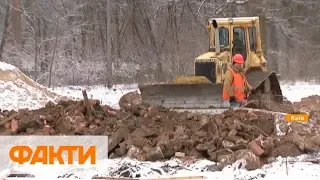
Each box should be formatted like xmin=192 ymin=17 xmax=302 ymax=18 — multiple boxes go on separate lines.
xmin=138 ymin=16 xmax=283 ymax=113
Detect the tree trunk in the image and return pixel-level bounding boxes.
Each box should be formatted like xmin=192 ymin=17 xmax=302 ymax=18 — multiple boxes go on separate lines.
xmin=0 ymin=1 xmax=10 ymax=60
xmin=48 ymin=23 xmax=59 ymax=88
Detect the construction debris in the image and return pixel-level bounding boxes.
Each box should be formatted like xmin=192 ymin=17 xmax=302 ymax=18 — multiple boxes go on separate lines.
xmin=0 ymin=91 xmax=320 ymax=172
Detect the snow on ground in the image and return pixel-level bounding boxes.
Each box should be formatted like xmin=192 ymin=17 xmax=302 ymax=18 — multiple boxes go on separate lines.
xmin=280 ymin=81 xmax=320 ymax=102
xmin=2 ymin=153 xmax=320 ymax=179
xmin=0 ymin=61 xmax=18 ymax=71
xmin=49 ymin=84 xmax=139 ymax=109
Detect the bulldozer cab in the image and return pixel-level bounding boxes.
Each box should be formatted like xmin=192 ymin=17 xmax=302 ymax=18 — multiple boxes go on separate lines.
xmin=195 ymin=17 xmax=268 ymax=84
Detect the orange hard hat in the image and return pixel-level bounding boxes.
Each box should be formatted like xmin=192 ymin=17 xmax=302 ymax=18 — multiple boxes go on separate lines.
xmin=233 ymin=54 xmax=244 ymax=64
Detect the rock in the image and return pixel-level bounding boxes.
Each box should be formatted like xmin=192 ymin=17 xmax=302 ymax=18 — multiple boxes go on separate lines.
xmin=146 ymin=106 xmax=158 ymax=117
xmin=19 ymin=119 xmax=40 ymax=132
xmin=89 ymin=99 xmax=98 ymax=106
xmin=45 ymin=101 xmax=55 ymax=108
xmin=225 ymin=118 xmax=234 ymax=127
xmin=94 ymin=119 xmax=101 ymax=125
xmin=195 ymin=131 xmax=207 ymax=137
xmin=222 ymin=140 xmax=235 ymax=148
xmin=187 ymin=113 xmax=196 ymax=120
xmin=175 ymin=152 xmax=185 ymax=158
xmin=46 ymin=115 xmax=54 ymax=122
xmin=179 ymin=115 xmax=187 ymax=121
xmin=218 ymin=154 xmax=234 ymax=165
xmin=115 ymin=142 xmax=127 ymax=156
xmin=175 ymin=126 xmax=185 ymax=136
xmin=187 ymin=148 xmax=203 ymax=159
xmin=146 ymin=146 xmax=164 ymax=161
xmin=196 ymin=143 xmax=208 ymax=151
xmin=199 ymin=116 xmax=209 ymax=128
xmin=289 ymin=132 xmax=305 ymax=150
xmin=26 ymin=128 xmax=35 ymax=134
xmin=207 ymin=164 xmax=222 ymax=172
xmin=3 ymin=110 xmax=9 ymax=116
xmin=138 ymin=110 xmax=148 ymax=117
xmin=55 ymin=118 xmax=72 ymax=134
xmin=43 ymin=125 xmax=51 ymax=133
xmin=107 ymin=110 xmax=117 ymax=117
xmin=126 ymin=145 xmax=146 ymax=161
xmin=75 ymin=125 xmax=90 ymax=135
xmin=119 ymin=91 xmax=141 ymax=110
xmin=109 ymin=153 xmax=118 ymax=159
xmin=304 ymin=138 xmax=319 ymax=153
xmin=108 ymin=127 xmax=130 ymax=152
xmin=260 ymin=137 xmax=275 ymax=154
xmin=130 ymin=136 xmax=149 ymax=149
xmin=271 ymin=142 xmax=301 ymax=157
xmin=235 ymin=150 xmax=262 ymax=170
xmin=4 ymin=122 xmax=10 ymax=129
xmin=228 ymin=129 xmax=237 ymax=137
xmin=310 ymin=135 xmax=320 ymax=146
xmin=236 ymin=139 xmax=248 ymax=144
xmin=147 ymin=106 xmax=156 ymax=112
xmin=39 ymin=115 xmax=46 ymax=121
xmin=249 ymin=141 xmax=264 ymax=156
xmin=225 ymin=135 xmax=241 ymax=144
xmin=11 ymin=119 xmax=19 ymax=133
xmin=152 ymin=116 xmax=161 ymax=121
xmin=0 ymin=130 xmax=13 ymax=135
xmin=131 ymin=127 xmax=159 ymax=138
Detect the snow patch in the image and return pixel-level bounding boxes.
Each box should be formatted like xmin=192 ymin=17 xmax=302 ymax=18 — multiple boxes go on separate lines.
xmin=0 ymin=61 xmax=61 ymax=111
xmin=2 ymin=154 xmax=320 ymax=179
xmin=280 ymin=81 xmax=320 ymax=102
xmin=0 ymin=80 xmax=59 ymax=111
xmin=0 ymin=61 xmax=18 ymax=71
xmin=49 ymin=84 xmax=139 ymax=109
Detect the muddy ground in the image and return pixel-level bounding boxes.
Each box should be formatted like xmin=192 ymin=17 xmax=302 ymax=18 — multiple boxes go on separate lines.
xmin=0 ymin=91 xmax=320 ymax=171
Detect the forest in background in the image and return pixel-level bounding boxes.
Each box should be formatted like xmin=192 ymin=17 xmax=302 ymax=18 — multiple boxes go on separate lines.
xmin=0 ymin=0 xmax=319 ymax=87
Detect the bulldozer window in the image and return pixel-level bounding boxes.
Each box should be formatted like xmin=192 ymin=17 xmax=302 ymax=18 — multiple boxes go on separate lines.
xmin=219 ymin=27 xmax=229 ymax=47
xmin=248 ymin=26 xmax=256 ymax=52
xmin=232 ymin=27 xmax=247 ymax=60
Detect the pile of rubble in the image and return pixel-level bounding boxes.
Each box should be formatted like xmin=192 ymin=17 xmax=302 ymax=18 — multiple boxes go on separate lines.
xmin=0 ymin=91 xmax=320 ymax=171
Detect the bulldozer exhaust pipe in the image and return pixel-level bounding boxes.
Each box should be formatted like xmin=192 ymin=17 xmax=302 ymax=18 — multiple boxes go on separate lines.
xmin=212 ymin=20 xmax=220 ymax=54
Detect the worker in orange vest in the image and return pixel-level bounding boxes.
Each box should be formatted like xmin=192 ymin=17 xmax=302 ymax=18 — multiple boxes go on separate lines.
xmin=222 ymin=54 xmax=255 ymax=108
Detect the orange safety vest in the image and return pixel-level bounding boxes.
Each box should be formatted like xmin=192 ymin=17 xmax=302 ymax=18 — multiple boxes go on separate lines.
xmin=222 ymin=67 xmax=246 ymax=102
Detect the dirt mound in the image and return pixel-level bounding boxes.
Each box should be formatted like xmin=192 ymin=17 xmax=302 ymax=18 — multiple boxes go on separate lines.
xmin=0 ymin=91 xmax=319 ymax=171
xmin=0 ymin=61 xmax=66 ymax=110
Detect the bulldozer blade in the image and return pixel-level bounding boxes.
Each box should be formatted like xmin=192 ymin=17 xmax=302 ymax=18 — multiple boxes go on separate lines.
xmin=138 ymin=71 xmax=283 ymax=114
xmin=138 ymin=83 xmax=228 ymax=109
xmin=246 ymin=70 xmax=283 ymax=102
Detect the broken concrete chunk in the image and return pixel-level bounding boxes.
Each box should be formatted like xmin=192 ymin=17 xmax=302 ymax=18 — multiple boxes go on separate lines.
xmin=126 ymin=145 xmax=146 ymax=161
xmin=175 ymin=152 xmax=185 ymax=158
xmin=108 ymin=127 xmax=130 ymax=152
xmin=11 ymin=119 xmax=18 ymax=133
xmin=222 ymin=140 xmax=235 ymax=148
xmin=310 ymin=135 xmax=320 ymax=146
xmin=235 ymin=150 xmax=262 ymax=170
xmin=146 ymin=146 xmax=164 ymax=161
xmin=271 ymin=142 xmax=301 ymax=158
xmin=249 ymin=141 xmax=264 ymax=156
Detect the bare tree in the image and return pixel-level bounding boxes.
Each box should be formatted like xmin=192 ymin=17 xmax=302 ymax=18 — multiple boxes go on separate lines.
xmin=0 ymin=0 xmax=319 ymax=86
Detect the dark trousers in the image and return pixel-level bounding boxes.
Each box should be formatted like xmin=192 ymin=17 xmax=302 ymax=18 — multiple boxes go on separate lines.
xmin=229 ymin=100 xmax=246 ymax=109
